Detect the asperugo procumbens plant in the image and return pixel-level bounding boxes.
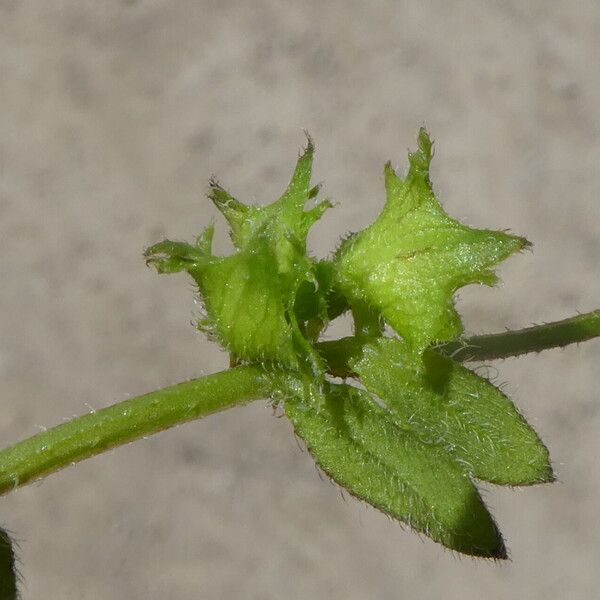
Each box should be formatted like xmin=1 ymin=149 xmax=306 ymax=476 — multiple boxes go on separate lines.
xmin=1 ymin=130 xmax=600 ymax=589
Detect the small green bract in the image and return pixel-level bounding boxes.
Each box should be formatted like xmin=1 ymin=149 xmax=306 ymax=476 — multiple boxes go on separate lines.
xmin=145 ymin=129 xmax=552 ymax=559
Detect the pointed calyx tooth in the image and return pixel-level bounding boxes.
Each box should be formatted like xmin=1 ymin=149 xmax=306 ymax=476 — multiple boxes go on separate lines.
xmin=146 ymin=140 xmax=331 ymax=372
xmin=334 ymin=128 xmax=529 ymax=355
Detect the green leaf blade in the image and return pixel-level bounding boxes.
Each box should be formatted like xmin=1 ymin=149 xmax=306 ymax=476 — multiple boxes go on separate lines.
xmin=284 ymin=382 xmax=506 ymax=558
xmin=352 ymin=337 xmax=553 ymax=486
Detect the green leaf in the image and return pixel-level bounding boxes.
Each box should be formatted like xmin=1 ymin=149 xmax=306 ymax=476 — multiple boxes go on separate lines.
xmin=0 ymin=527 xmax=18 ymax=600
xmin=351 ymin=337 xmax=553 ymax=485
xmin=334 ymin=128 xmax=529 ymax=354
xmin=145 ymin=140 xmax=331 ymax=370
xmin=284 ymin=381 xmax=506 ymax=558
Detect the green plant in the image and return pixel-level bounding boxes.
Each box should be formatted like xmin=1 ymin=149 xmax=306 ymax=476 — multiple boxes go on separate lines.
xmin=1 ymin=129 xmax=599 ymax=590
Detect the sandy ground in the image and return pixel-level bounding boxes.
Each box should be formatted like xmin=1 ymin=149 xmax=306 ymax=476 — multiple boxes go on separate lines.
xmin=1 ymin=1 xmax=600 ymax=598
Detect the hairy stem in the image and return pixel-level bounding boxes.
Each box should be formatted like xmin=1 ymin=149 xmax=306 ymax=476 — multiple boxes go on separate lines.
xmin=316 ymin=309 xmax=600 ymax=376
xmin=0 ymin=310 xmax=598 ymax=497
xmin=440 ymin=309 xmax=600 ymax=362
xmin=0 ymin=366 xmax=271 ymax=496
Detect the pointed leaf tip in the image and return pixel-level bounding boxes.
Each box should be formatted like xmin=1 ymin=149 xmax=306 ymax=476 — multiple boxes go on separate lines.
xmin=407 ymin=127 xmax=433 ymax=175
xmin=352 ymin=337 xmax=554 ymax=486
xmin=308 ymin=183 xmax=321 ymax=200
xmin=282 ymin=136 xmax=315 ymax=204
xmin=284 ymin=382 xmax=506 ymax=558
xmin=144 ymin=237 xmax=211 ymax=274
xmin=302 ymin=130 xmax=315 ymax=154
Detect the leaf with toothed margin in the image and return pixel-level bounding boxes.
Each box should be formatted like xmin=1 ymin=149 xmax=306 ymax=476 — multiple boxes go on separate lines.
xmin=334 ymin=128 xmax=529 ymax=355
xmin=145 ymin=140 xmax=331 ymax=369
xmin=283 ymin=380 xmax=506 ymax=558
xmin=350 ymin=337 xmax=553 ymax=486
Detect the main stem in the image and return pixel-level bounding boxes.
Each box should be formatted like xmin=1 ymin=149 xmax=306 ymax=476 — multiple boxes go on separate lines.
xmin=0 ymin=309 xmax=598 ymax=496
xmin=0 ymin=366 xmax=271 ymax=496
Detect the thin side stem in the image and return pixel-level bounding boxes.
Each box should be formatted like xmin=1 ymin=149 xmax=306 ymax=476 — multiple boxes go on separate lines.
xmin=439 ymin=309 xmax=600 ymax=362
xmin=0 ymin=366 xmax=271 ymax=496
xmin=316 ymin=309 xmax=600 ymax=377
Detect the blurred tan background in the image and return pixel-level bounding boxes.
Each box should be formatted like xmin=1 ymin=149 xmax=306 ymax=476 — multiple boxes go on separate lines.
xmin=1 ymin=1 xmax=600 ymax=598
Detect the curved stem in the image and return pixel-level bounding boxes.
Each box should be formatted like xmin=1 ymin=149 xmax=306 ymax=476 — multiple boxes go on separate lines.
xmin=439 ymin=309 xmax=600 ymax=362
xmin=0 ymin=366 xmax=271 ymax=496
xmin=1 ymin=310 xmax=598 ymax=497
